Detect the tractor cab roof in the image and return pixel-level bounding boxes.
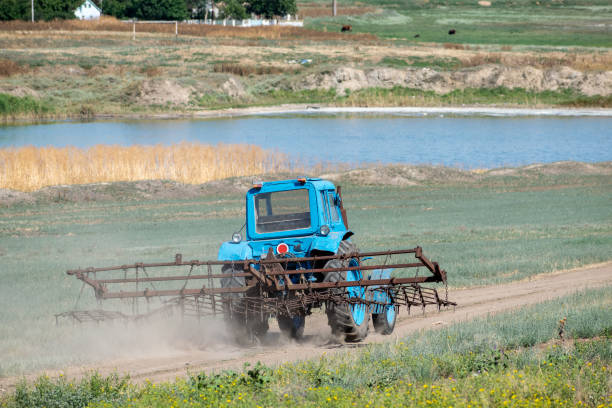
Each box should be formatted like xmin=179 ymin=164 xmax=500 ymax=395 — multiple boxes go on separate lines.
xmin=248 ymin=178 xmax=336 ymax=194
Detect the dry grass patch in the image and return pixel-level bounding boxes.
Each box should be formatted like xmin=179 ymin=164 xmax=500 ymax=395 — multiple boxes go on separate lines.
xmin=0 ymin=143 xmax=292 ymax=192
xmin=443 ymin=43 xmax=466 ymax=50
xmin=458 ymin=51 xmax=612 ymax=71
xmin=0 ymin=59 xmax=27 ymax=77
xmin=297 ymin=3 xmax=377 ymax=17
xmin=213 ymin=62 xmax=299 ymax=76
xmin=0 ymin=18 xmax=377 ymax=42
xmin=140 ymin=66 xmax=164 ymax=77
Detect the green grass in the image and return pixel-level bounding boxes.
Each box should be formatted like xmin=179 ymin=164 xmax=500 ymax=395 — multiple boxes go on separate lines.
xmin=306 ymin=2 xmax=612 ymax=47
xmin=0 ymin=167 xmax=610 ymax=375
xmin=2 ymin=287 xmax=610 ymax=407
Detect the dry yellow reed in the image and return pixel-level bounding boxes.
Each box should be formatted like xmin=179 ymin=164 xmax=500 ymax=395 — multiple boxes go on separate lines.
xmin=0 ymin=143 xmax=292 ymax=192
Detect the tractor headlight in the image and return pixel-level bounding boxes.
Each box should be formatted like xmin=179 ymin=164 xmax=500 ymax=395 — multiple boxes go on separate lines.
xmin=232 ymin=232 xmax=242 ymax=243
xmin=319 ymin=225 xmax=330 ymax=236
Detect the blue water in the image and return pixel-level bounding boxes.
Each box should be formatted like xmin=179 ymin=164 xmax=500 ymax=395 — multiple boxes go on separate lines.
xmin=1 ymin=115 xmax=611 ymax=168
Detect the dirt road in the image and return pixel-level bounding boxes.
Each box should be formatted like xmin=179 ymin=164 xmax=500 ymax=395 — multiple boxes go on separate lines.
xmin=1 ymin=262 xmax=610 ymax=392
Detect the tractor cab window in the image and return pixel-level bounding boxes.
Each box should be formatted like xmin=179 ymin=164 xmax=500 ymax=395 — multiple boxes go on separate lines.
xmin=320 ymin=191 xmax=330 ymax=224
xmin=328 ymin=191 xmax=340 ymax=223
xmin=255 ymin=189 xmax=311 ymax=233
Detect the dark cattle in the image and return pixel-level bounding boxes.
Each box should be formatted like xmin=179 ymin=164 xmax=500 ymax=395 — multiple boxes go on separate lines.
xmin=414 ymin=33 xmax=420 ymax=38
xmin=341 ymin=25 xmax=352 ymax=32
xmin=448 ymin=29 xmax=456 ymax=35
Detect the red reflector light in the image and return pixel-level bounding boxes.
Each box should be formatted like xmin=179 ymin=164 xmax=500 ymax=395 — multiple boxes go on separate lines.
xmin=276 ymin=243 xmax=289 ymax=254
xmin=297 ymin=178 xmax=306 ymax=183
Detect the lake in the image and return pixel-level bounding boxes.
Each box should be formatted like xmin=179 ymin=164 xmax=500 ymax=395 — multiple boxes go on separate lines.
xmin=1 ymin=113 xmax=611 ymax=168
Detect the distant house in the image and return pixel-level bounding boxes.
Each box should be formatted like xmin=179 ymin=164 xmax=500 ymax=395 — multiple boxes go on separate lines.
xmin=74 ymin=0 xmax=101 ymax=20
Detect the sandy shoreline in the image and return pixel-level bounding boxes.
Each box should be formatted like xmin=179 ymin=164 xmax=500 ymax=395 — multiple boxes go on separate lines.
xmin=19 ymin=105 xmax=612 ymax=124
xmin=181 ymin=105 xmax=612 ymax=119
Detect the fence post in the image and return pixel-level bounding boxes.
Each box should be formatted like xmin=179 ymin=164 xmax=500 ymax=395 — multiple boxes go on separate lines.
xmin=175 ymin=20 xmax=178 ymax=38
xmin=132 ymin=21 xmax=135 ymax=40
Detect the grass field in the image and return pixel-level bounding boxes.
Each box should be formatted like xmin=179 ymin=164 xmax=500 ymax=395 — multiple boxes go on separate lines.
xmin=0 ymin=164 xmax=610 ymax=375
xmin=2 ymin=286 xmax=610 ymax=407
xmin=307 ymin=4 xmax=612 ymax=47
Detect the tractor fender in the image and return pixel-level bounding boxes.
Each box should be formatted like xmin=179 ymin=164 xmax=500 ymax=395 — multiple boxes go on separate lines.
xmin=310 ymin=231 xmax=353 ymax=254
xmin=217 ymin=241 xmax=253 ymax=261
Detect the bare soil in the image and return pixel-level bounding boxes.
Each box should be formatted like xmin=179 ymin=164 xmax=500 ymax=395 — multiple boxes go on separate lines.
xmin=0 ymin=262 xmax=609 ymax=393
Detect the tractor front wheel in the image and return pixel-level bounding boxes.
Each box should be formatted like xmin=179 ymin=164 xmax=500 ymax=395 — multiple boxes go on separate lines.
xmin=277 ymin=314 xmax=305 ymax=339
xmin=324 ymin=258 xmax=369 ymax=343
xmin=372 ymin=304 xmax=397 ymax=335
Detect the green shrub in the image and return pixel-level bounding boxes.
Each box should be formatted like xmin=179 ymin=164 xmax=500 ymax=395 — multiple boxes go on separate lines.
xmin=0 ymin=93 xmax=51 ymax=117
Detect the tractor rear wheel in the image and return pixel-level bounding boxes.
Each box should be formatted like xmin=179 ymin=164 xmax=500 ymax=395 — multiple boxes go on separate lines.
xmin=323 ymin=244 xmax=369 ymax=342
xmin=221 ymin=265 xmax=269 ymax=345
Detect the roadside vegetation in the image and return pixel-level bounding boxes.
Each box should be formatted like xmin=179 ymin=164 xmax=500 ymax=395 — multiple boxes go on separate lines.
xmin=2 ymin=286 xmax=610 ymax=407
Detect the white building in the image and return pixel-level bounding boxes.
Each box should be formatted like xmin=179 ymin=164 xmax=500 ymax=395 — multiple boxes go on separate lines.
xmin=74 ymin=0 xmax=101 ymax=20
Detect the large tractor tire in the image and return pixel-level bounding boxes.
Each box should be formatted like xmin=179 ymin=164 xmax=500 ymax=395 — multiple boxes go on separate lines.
xmin=221 ymin=265 xmax=269 ymax=345
xmin=324 ymin=241 xmax=369 ymax=342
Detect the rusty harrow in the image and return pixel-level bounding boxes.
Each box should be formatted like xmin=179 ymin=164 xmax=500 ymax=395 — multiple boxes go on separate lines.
xmin=61 ymin=247 xmax=455 ymax=324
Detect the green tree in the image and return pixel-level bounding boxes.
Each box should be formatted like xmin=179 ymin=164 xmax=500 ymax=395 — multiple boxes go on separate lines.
xmin=223 ymin=0 xmax=247 ymax=19
xmin=133 ymin=0 xmax=189 ymax=20
xmin=0 ymin=0 xmax=84 ymax=21
xmin=101 ymin=0 xmax=128 ymax=17
xmin=0 ymin=0 xmax=28 ymax=21
xmin=246 ymin=0 xmax=296 ymax=18
xmin=35 ymin=0 xmax=83 ymax=20
xmin=185 ymin=0 xmax=206 ymax=19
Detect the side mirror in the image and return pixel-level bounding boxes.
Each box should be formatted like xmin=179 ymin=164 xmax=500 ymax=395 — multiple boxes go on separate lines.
xmin=334 ymin=195 xmax=342 ymax=207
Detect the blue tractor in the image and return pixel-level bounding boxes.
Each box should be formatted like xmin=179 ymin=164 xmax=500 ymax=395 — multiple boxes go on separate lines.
xmin=64 ymin=178 xmax=454 ymax=343
xmin=216 ymin=178 xmax=452 ymax=343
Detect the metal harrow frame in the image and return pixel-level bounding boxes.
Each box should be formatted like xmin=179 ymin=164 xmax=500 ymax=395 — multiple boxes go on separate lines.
xmin=61 ymin=247 xmax=455 ymax=324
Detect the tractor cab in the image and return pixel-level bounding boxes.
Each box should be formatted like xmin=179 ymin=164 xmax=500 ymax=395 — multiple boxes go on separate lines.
xmin=218 ymin=178 xmax=352 ymax=262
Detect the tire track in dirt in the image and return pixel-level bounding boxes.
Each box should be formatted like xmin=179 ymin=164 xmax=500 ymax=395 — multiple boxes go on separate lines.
xmin=1 ymin=262 xmax=610 ymax=392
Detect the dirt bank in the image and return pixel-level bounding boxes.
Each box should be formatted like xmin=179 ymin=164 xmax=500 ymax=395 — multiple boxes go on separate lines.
xmin=297 ymin=65 xmax=612 ymax=96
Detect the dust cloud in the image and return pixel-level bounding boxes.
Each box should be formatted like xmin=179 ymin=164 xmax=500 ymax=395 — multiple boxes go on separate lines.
xmin=50 ymin=314 xmax=242 ymax=369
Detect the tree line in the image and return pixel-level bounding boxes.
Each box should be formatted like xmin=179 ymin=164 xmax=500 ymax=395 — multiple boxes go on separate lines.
xmin=0 ymin=0 xmax=297 ymax=21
